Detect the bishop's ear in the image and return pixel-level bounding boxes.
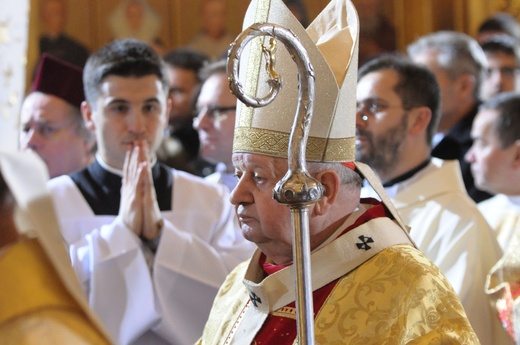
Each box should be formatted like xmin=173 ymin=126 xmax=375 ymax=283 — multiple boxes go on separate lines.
xmin=312 ymin=170 xmax=340 ymax=216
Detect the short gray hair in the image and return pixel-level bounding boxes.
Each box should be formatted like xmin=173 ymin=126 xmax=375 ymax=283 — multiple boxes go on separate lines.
xmin=407 ymin=31 xmax=487 ymax=99
xmin=307 ymin=161 xmax=362 ymax=188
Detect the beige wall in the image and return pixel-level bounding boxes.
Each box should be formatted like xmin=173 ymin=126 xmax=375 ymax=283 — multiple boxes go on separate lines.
xmin=9 ymin=0 xmax=520 ymax=152
xmin=27 ymin=0 xmax=520 ymax=58
xmin=2 ymin=0 xmax=30 ymax=151
xmin=21 ymin=0 xmax=520 ymax=103
xmin=391 ymin=0 xmax=520 ymax=51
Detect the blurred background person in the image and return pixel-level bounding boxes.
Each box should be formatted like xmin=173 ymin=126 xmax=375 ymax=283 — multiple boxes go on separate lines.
xmin=408 ymin=30 xmax=493 ymax=203
xmin=353 ymin=0 xmax=396 ymax=67
xmin=356 ymin=54 xmax=504 ymax=344
xmin=184 ymin=0 xmax=235 ymax=60
xmin=480 ymin=34 xmax=520 ymax=102
xmin=464 ymin=92 xmax=520 ymax=343
xmin=39 ymin=0 xmax=89 ymax=67
xmin=157 ymin=48 xmax=213 ymax=176
xmin=476 ymin=12 xmax=520 ymax=44
xmin=20 ymin=54 xmax=95 ymax=179
xmin=466 ymin=92 xmax=520 ymax=251
xmin=193 ymin=58 xmax=237 ymax=191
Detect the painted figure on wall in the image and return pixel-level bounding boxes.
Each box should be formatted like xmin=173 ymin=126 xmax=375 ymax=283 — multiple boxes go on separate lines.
xmin=39 ymin=0 xmax=90 ymax=67
xmin=108 ymin=0 xmax=163 ymax=52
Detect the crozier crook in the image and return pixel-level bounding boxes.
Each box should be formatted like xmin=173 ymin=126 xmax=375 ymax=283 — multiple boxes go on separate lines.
xmin=227 ymin=22 xmax=323 ymax=345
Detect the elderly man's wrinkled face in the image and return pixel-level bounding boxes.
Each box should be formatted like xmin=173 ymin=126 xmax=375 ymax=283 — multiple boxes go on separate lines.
xmin=20 ymin=92 xmax=92 ymax=178
xmin=230 ymin=153 xmax=294 ymax=264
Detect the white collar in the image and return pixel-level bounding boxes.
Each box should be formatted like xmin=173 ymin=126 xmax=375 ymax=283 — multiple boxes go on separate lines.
xmin=95 ymin=153 xmax=157 ymax=177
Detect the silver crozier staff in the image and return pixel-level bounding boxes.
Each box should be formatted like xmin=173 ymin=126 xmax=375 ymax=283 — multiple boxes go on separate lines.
xmin=227 ymin=22 xmax=322 ymax=345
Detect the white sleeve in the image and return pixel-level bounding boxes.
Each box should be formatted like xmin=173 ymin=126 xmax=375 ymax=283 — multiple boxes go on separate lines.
xmin=150 ymin=172 xmax=255 ymax=344
xmin=157 ymin=171 xmax=254 ymax=285
xmin=69 ymin=216 xmax=161 ymax=345
xmin=49 ymin=172 xmax=254 ymax=345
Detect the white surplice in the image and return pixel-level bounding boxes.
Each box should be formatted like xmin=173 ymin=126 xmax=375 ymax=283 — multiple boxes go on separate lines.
xmin=478 ymin=194 xmax=520 ymax=251
xmin=362 ymin=158 xmax=506 ymax=344
xmin=48 ymin=166 xmax=254 ymax=345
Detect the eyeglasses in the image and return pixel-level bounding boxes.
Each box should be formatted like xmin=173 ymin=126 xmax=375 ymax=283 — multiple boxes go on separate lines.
xmin=193 ymin=105 xmax=236 ymax=126
xmin=22 ymin=120 xmax=76 ymax=140
xmin=356 ymin=99 xmax=405 ymax=121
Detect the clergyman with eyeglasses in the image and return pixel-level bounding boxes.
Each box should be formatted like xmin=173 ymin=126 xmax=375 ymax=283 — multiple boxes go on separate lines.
xmin=193 ymin=58 xmax=238 ymax=191
xmin=355 ymin=53 xmax=506 ymax=344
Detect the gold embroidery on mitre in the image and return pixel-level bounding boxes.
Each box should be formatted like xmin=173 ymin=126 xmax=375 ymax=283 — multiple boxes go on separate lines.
xmin=323 ymin=137 xmax=356 ymax=162
xmin=234 ymin=126 xmax=355 ymax=162
xmin=233 ymin=0 xmax=359 ymax=163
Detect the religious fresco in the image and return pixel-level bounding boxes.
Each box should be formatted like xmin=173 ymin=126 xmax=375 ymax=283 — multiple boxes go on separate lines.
xmin=7 ymin=0 xmax=520 ymax=151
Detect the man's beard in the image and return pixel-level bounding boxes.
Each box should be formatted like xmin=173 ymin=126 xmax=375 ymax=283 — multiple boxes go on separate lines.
xmin=355 ymin=113 xmax=409 ymax=177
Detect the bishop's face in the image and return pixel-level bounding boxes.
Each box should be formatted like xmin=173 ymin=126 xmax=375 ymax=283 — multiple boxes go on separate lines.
xmin=230 ymin=153 xmax=295 ymax=265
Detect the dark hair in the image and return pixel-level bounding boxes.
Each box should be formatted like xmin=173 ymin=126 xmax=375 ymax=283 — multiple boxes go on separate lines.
xmin=480 ymin=34 xmax=520 ymax=64
xmin=478 ymin=12 xmax=520 ymax=41
xmin=83 ymin=39 xmax=170 ymax=105
xmin=480 ymin=92 xmax=520 ymax=148
xmin=359 ymin=53 xmax=441 ymax=146
xmin=163 ymin=48 xmax=209 ymax=82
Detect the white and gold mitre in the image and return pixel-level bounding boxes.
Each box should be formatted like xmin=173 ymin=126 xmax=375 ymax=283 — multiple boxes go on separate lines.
xmin=232 ymin=0 xmax=359 ymax=162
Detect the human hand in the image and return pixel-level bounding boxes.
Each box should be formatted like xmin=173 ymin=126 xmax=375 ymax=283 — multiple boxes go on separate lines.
xmin=119 ymin=141 xmax=163 ymax=240
xmin=140 ymin=144 xmax=163 ymax=241
xmin=119 ymin=141 xmax=147 ymax=236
